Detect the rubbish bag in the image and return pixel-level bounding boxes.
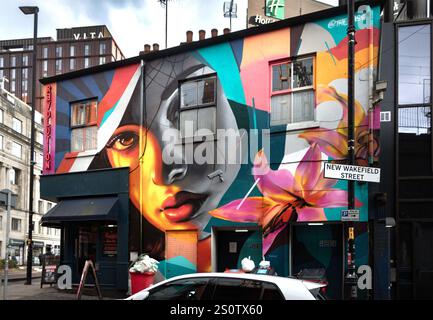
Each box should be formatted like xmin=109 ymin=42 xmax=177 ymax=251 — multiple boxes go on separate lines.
xmin=241 ymin=256 xmax=255 ymax=272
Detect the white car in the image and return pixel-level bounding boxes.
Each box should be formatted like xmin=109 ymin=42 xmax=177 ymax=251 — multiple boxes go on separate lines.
xmin=126 ymin=272 xmax=326 ymax=300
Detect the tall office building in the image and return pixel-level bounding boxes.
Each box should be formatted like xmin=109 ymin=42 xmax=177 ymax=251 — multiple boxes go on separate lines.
xmin=0 ymin=25 xmax=125 ymax=112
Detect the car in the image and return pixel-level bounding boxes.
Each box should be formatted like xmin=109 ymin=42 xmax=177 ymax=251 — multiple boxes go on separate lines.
xmin=125 ymin=272 xmax=326 ymax=300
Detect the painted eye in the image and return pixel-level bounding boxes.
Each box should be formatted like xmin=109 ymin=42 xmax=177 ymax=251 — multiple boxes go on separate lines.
xmin=108 ymin=132 xmax=138 ymax=151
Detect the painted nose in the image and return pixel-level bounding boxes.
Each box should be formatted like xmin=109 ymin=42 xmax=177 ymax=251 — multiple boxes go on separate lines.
xmin=167 ymin=165 xmax=188 ymax=184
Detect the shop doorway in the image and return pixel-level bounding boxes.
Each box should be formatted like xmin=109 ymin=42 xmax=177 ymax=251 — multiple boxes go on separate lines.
xmin=291 ymin=223 xmax=344 ymax=299
xmin=72 ymin=224 xmax=118 ymax=286
xmin=213 ymin=227 xmax=262 ymax=272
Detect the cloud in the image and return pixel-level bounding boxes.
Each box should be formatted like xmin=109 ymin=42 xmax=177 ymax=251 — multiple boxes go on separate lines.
xmin=1 ymin=0 xmax=336 ymax=59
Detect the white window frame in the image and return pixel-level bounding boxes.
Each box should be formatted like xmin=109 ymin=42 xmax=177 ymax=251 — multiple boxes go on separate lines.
xmin=70 ymin=100 xmax=98 ymax=152
xmin=179 ymin=75 xmax=217 ymax=138
xmin=12 ymin=117 xmax=22 ymax=133
xmin=270 ymin=56 xmax=317 ymax=128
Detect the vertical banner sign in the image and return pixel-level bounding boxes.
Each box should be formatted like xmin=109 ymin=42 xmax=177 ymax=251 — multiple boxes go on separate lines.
xmin=265 ymin=0 xmax=285 ymax=20
xmin=43 ymin=84 xmax=56 ymax=175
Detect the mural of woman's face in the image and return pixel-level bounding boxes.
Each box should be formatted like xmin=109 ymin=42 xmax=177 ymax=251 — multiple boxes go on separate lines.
xmin=106 ymin=61 xmax=241 ymax=236
xmin=106 ymin=124 xmax=200 ymax=231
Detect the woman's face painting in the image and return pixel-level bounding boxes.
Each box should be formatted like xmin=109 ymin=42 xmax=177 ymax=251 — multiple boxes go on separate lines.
xmin=106 ymin=124 xmax=199 ymax=231
xmin=106 ymin=61 xmax=241 ymax=235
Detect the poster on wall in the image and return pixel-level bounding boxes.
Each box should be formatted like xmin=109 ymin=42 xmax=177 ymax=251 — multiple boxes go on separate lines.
xmin=102 ymin=227 xmax=117 ymax=256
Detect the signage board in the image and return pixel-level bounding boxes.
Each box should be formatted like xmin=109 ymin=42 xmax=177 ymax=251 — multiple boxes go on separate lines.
xmin=265 ymin=0 xmax=285 ymax=20
xmin=341 ymin=209 xmax=360 ymax=222
xmin=40 ymin=254 xmax=60 ymax=288
xmin=324 ymin=163 xmax=381 ymax=183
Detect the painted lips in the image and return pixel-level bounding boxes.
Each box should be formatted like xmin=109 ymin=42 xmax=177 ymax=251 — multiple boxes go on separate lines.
xmin=161 ymin=191 xmax=207 ymax=222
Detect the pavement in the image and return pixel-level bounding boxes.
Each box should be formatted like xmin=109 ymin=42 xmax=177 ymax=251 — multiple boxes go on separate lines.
xmin=0 ymin=267 xmax=42 ymax=282
xmin=0 ymin=268 xmax=126 ymax=300
xmin=0 ymin=280 xmax=125 ymax=300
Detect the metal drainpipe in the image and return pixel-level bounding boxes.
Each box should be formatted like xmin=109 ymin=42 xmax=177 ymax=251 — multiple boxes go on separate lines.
xmin=368 ymin=6 xmax=375 ymax=166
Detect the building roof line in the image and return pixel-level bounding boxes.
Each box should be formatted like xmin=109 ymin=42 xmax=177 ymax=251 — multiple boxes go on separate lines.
xmin=40 ymin=0 xmax=384 ymax=85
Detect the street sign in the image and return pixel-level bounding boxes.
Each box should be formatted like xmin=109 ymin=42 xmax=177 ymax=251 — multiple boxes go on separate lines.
xmin=341 ymin=209 xmax=360 ymax=222
xmin=324 ymin=163 xmax=381 ymax=183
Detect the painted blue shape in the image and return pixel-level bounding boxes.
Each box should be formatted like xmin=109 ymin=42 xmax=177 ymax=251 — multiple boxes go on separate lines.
xmin=230 ymin=39 xmax=244 ymax=70
xmin=158 ymin=256 xmax=197 ymax=279
xmin=203 ymin=217 xmax=258 ymax=234
xmin=82 ymin=75 xmax=103 ymax=100
xmin=324 ymin=179 xmax=368 ymax=222
xmin=355 ymin=231 xmax=369 ymax=266
xmin=237 ymin=230 xmax=263 ymax=269
xmin=103 ymin=69 xmax=115 ymax=89
xmin=55 ymin=94 xmax=70 ymax=116
xmin=296 ymin=225 xmax=333 ymax=268
xmin=266 ymin=244 xmax=289 ymax=276
xmin=61 ymin=81 xmax=89 ymax=102
xmin=197 ymin=42 xmax=246 ymax=105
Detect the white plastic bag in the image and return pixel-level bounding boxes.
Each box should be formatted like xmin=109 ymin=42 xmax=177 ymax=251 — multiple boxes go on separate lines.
xmin=241 ymin=256 xmax=255 ymax=272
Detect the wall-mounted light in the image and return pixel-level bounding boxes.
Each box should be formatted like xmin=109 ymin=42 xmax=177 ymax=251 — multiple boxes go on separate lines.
xmin=308 ymin=223 xmax=324 ymax=226
xmin=235 ymin=229 xmax=249 ymax=232
xmin=385 ymin=217 xmax=396 ymax=228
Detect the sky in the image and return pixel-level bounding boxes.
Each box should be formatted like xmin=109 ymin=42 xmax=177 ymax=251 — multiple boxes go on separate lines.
xmin=0 ymin=0 xmax=338 ymax=58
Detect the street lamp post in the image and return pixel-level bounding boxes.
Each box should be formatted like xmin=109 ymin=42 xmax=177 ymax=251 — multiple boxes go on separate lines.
xmin=19 ymin=5 xmax=39 ymax=286
xmin=344 ymin=0 xmax=358 ymax=299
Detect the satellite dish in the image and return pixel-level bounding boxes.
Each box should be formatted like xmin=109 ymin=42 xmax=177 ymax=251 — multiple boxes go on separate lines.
xmin=223 ymin=1 xmax=237 ymax=18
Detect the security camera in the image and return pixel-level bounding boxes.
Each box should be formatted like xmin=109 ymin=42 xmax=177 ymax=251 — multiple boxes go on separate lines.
xmin=207 ymin=169 xmax=224 ymax=182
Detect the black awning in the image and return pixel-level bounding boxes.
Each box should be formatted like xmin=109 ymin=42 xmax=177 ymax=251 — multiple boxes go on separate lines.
xmin=41 ymin=196 xmax=119 ymax=227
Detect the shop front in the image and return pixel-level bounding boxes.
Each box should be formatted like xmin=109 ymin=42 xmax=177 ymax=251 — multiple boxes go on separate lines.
xmin=9 ymin=239 xmax=24 ymax=266
xmin=40 ymin=167 xmax=130 ymax=291
xmin=32 ymin=241 xmax=45 ymax=265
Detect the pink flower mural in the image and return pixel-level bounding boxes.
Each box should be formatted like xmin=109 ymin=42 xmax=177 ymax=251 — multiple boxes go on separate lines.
xmin=209 ymin=143 xmax=362 ymax=254
xmin=299 ymin=86 xmax=380 ymax=166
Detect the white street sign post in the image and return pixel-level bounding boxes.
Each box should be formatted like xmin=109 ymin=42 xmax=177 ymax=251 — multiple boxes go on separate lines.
xmin=324 ymin=163 xmax=381 ymax=183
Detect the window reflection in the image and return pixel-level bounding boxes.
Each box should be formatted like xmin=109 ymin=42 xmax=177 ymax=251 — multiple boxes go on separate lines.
xmin=398 ymin=106 xmax=431 ymax=135
xmin=398 ymin=25 xmax=431 ymax=105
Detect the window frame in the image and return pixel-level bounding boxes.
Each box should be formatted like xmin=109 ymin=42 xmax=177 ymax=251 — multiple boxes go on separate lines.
xmin=178 ymin=73 xmax=218 ymax=138
xmin=12 ymin=117 xmax=22 ymax=133
xmin=11 ymin=218 xmax=21 ymax=232
xmin=269 ymin=55 xmax=316 ymax=128
xmin=70 ymin=98 xmax=98 ymax=152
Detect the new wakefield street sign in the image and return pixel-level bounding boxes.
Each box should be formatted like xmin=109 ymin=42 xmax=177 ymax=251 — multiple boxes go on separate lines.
xmin=324 ymin=163 xmax=381 ymax=183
